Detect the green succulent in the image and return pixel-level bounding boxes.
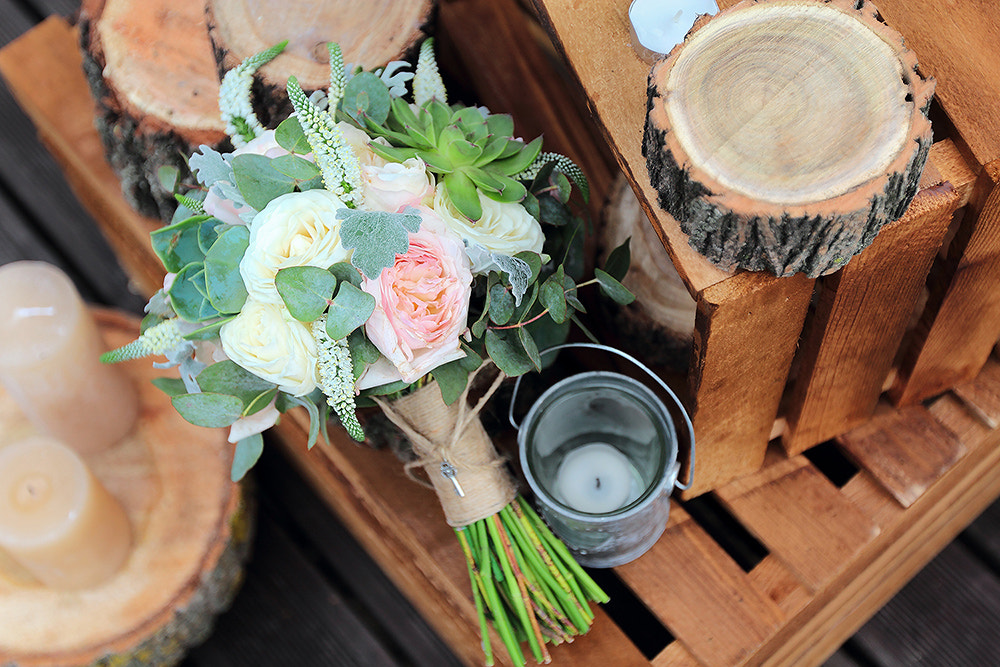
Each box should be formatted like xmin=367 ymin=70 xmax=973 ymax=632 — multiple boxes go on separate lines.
xmin=362 ymin=98 xmax=542 ymax=222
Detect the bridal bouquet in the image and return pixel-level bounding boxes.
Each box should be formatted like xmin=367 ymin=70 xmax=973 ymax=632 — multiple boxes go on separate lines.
xmin=104 ymin=39 xmax=633 ymax=665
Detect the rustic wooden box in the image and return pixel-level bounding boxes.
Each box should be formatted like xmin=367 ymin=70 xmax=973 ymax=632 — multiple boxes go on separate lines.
xmin=4 ymin=1 xmax=1000 ymax=665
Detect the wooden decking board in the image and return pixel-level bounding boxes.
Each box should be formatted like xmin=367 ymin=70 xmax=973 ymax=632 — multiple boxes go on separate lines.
xmin=652 ymin=641 xmax=703 ymax=667
xmin=951 ymin=358 xmax=1000 ymax=429
xmin=836 ymin=404 xmax=967 ymax=508
xmin=716 ymin=457 xmax=880 ymax=592
xmin=616 ymin=506 xmax=785 ymax=667
xmin=747 ymin=555 xmax=812 ymax=617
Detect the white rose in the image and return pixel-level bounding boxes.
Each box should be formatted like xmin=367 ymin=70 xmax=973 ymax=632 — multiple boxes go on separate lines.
xmin=338 ymin=122 xmax=384 ymax=168
xmin=220 ymin=299 xmax=318 ymax=396
xmin=362 ymin=158 xmax=434 ymax=213
xmin=433 ymin=186 xmax=545 ymax=273
xmin=240 ymin=189 xmax=351 ymax=304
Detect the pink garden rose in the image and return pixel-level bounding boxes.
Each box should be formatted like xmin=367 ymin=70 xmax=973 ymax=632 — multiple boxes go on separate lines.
xmin=361 ymin=210 xmax=473 ymax=385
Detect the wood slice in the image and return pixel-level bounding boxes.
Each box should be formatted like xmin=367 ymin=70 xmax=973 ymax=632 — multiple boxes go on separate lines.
xmin=0 ymin=309 xmax=251 ymax=667
xmin=642 ymin=0 xmax=934 ymax=278
xmin=598 ymin=174 xmax=697 ymax=370
xmin=206 ymin=0 xmax=437 ymax=127
xmin=79 ymin=0 xmax=228 ymax=221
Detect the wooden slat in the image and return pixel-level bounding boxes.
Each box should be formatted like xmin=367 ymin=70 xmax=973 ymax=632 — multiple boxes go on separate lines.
xmin=782 ymin=176 xmax=964 ymax=454
xmin=653 ymin=641 xmax=703 ymax=667
xmin=0 ymin=17 xmax=165 ymax=299
xmin=871 ymin=1 xmax=1000 ymax=168
xmin=747 ymin=556 xmax=811 ymax=617
xmin=616 ymin=505 xmax=785 ymax=667
xmin=892 ymin=163 xmax=1000 ymax=404
xmin=952 ymin=358 xmax=1000 ymax=429
xmin=686 ymin=274 xmax=813 ymax=495
xmin=837 ymin=404 xmax=966 ymax=508
xmin=716 ymin=457 xmax=879 ymax=592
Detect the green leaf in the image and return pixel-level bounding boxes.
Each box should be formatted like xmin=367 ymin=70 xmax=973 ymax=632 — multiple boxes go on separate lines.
xmin=275 ymin=117 xmax=312 ymax=154
xmin=416 ymin=149 xmax=455 ymax=173
xmin=537 ymin=194 xmax=574 ymax=226
xmin=326 ymin=282 xmax=376 ymax=339
xmin=432 ymin=357 xmax=472 ymax=405
xmin=518 ymin=326 xmax=542 ymax=372
xmin=271 ymin=154 xmax=321 ymax=182
xmin=231 ymin=154 xmax=296 ymax=210
xmin=446 ymin=139 xmax=483 ymax=165
xmin=595 ymin=268 xmax=636 ymax=305
xmin=369 ymin=143 xmax=420 ymax=164
xmin=168 ymin=263 xmax=216 ymax=322
xmin=338 ymin=208 xmax=421 ymax=279
xmin=172 ymin=392 xmax=244 ymax=428
xmin=329 ymin=261 xmax=362 ymax=287
xmin=182 ymin=315 xmax=236 ymax=341
xmin=488 ymin=283 xmax=515 ymax=325
xmin=197 ymin=219 xmax=221 ymax=255
xmin=231 ymin=433 xmax=264 ymax=482
xmin=275 ymin=266 xmax=337 ymax=322
xmin=348 ymin=329 xmax=380 ymax=379
xmin=539 ymin=266 xmax=568 ymax=323
xmin=158 ymin=165 xmax=179 ymax=193
xmin=287 ymin=395 xmax=322 ymax=449
xmin=243 ymin=387 xmax=279 ymax=416
xmin=604 ymin=238 xmax=631 ymax=282
xmin=513 ymin=251 xmax=542 ymax=283
xmin=197 ymin=360 xmax=277 ymax=410
xmin=492 ymin=136 xmax=543 ymax=175
xmin=342 ymin=72 xmax=391 ymax=125
xmin=491 ymin=175 xmax=527 ymax=203
xmin=150 ymin=215 xmax=211 ymax=273
xmin=552 ymin=171 xmax=573 ymax=204
xmin=485 ymin=329 xmax=534 ymax=377
xmin=151 ymin=377 xmax=187 ymax=397
xmin=443 ymin=170 xmax=482 ymax=221
xmin=485 ymin=113 xmax=515 ymax=139
xmin=204 ymin=226 xmax=250 ymax=313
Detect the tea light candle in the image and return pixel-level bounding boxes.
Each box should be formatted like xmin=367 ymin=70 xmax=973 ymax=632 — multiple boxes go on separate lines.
xmin=0 ymin=436 xmax=132 ymax=589
xmin=554 ymin=443 xmax=643 ymax=514
xmin=629 ymin=0 xmax=719 ymax=56
xmin=0 ymin=261 xmax=138 ymax=454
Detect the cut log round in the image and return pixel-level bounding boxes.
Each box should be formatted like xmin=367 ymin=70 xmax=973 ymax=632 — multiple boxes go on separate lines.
xmin=599 ymin=175 xmax=697 ymax=370
xmin=0 ymin=309 xmax=251 ymax=667
xmin=206 ymin=0 xmax=437 ymax=127
xmin=643 ymin=0 xmax=934 ymax=278
xmin=79 ymin=0 xmax=228 ymax=221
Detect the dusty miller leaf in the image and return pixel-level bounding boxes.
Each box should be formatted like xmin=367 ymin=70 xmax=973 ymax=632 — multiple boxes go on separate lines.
xmin=337 ymin=207 xmax=421 ymax=279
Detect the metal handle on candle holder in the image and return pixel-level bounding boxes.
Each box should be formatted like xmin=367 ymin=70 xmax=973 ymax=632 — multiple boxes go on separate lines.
xmin=508 ymin=342 xmax=695 ymax=491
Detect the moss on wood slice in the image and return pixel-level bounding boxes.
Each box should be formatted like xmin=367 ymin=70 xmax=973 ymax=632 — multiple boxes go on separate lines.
xmin=206 ymin=0 xmax=437 ymax=127
xmin=643 ymin=0 xmax=934 ymax=278
xmin=0 ymin=310 xmax=251 ymax=667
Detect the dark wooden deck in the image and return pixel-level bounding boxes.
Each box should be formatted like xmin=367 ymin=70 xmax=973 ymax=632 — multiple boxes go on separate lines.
xmin=2 ymin=1 xmax=999 ymax=665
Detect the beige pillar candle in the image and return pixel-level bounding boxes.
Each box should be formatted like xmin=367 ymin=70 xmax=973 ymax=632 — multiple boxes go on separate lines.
xmin=0 ymin=261 xmax=138 ymax=454
xmin=0 ymin=436 xmax=132 ymax=589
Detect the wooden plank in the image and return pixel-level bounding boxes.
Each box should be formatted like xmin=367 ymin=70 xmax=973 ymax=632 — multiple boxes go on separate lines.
xmin=0 ymin=17 xmax=165 ymax=299
xmin=615 ymin=505 xmax=785 ymax=667
xmin=892 ymin=162 xmax=1000 ymax=405
xmin=951 ymin=358 xmax=1000 ymax=429
xmin=872 ymin=1 xmax=1000 ymax=168
xmin=747 ymin=556 xmax=811 ymax=617
xmin=782 ymin=177 xmax=964 ymax=455
xmin=837 ymin=404 xmax=966 ymax=508
xmin=716 ymin=457 xmax=880 ymax=592
xmin=652 ymin=641 xmax=703 ymax=667
xmin=686 ymin=273 xmax=814 ymax=496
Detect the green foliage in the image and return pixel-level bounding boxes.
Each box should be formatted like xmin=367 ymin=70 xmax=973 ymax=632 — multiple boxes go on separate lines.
xmin=151 ymin=377 xmax=187 ymax=397
xmin=594 ymin=268 xmax=636 ymax=305
xmin=197 ymin=361 xmax=277 ymax=416
xmin=204 ymin=226 xmax=250 ymax=314
xmin=325 ymin=282 xmax=375 ymax=340
xmin=172 ymin=392 xmax=244 ymax=428
xmin=485 ymin=328 xmax=535 ymax=377
xmin=275 ymin=266 xmax=338 ymax=322
xmin=341 ymin=72 xmax=391 ymax=125
xmin=231 ymin=433 xmax=264 ymax=482
xmin=275 ymin=117 xmax=312 ymax=154
xmin=150 ymin=216 xmax=212 ymax=273
xmin=604 ymin=238 xmax=631 ymax=282
xmin=337 ymin=208 xmax=421 ymax=279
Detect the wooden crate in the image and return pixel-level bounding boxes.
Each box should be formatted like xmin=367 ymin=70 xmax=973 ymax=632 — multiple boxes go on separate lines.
xmin=5 ymin=3 xmax=1000 ymax=666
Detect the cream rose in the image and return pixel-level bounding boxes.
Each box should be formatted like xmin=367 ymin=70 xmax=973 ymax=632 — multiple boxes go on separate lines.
xmin=362 ymin=158 xmax=434 ymax=213
xmin=204 ymin=130 xmax=296 ymax=226
xmin=433 ymin=187 xmax=545 ymax=273
xmin=220 ymin=299 xmax=318 ymax=396
xmin=239 ymin=189 xmax=351 ymax=304
xmin=362 ymin=210 xmax=472 ymax=384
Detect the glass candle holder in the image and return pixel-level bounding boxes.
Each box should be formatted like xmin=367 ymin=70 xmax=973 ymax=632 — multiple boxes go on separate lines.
xmin=0 ymin=261 xmax=138 ymax=454
xmin=514 ymin=344 xmax=694 ymax=568
xmin=0 ymin=436 xmax=132 ymax=589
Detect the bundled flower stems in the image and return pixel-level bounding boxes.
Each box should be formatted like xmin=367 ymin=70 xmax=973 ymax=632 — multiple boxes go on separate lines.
xmin=104 ymin=37 xmax=633 ymax=666
xmin=375 ymin=369 xmax=608 ymax=665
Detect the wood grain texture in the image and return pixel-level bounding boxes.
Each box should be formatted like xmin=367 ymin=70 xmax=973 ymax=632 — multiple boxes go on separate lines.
xmin=685 ymin=272 xmax=814 ymax=496
xmin=892 ymin=164 xmax=1000 ymax=405
xmin=838 ymin=404 xmax=966 ymax=509
xmin=952 ymin=358 xmax=1000 ymax=429
xmin=616 ymin=505 xmax=785 ymax=667
xmin=716 ymin=457 xmax=879 ymax=592
xmin=782 ymin=172 xmax=964 ymax=455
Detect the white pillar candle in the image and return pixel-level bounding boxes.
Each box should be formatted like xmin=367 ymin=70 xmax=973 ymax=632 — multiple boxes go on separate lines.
xmin=0 ymin=261 xmax=138 ymax=454
xmin=554 ymin=443 xmax=644 ymax=514
xmin=0 ymin=436 xmax=132 ymax=589
xmin=629 ymin=0 xmax=719 ymax=56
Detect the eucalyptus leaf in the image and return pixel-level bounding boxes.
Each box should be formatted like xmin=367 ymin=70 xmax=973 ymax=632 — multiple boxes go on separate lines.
xmin=231 ymin=154 xmax=296 ymax=210
xmin=604 ymin=238 xmax=632 ymax=282
xmin=197 ymin=360 xmax=277 ymax=409
xmin=286 ymin=395 xmax=322 ymax=449
xmin=204 ymin=226 xmax=250 ymax=314
xmin=518 ymin=326 xmax=542 ymax=372
xmin=329 ymin=261 xmax=362 ymax=287
xmin=338 ymin=208 xmax=421 ymax=279
xmin=275 ymin=117 xmax=312 ymax=154
xmin=151 ymin=377 xmax=187 ymax=397
xmin=158 ymin=165 xmax=179 ymax=193
xmin=513 ymin=251 xmax=542 ymax=283
xmin=539 ymin=266 xmax=568 ymax=323
xmin=151 ymin=215 xmax=212 ymax=273
xmin=172 ymin=392 xmax=244 ymax=428
xmin=168 ymin=263 xmax=216 ymax=322
xmin=342 ymin=72 xmax=391 ymax=125
xmin=271 ymin=154 xmax=321 ymax=181
xmin=197 ymin=219 xmax=221 ymax=255
xmin=552 ymin=171 xmax=573 ymax=204
xmin=485 ymin=328 xmax=534 ymax=377
xmin=595 ymin=268 xmax=636 ymax=305
xmin=432 ymin=358 xmax=472 ymax=405
xmin=231 ymin=433 xmax=264 ymax=482
xmin=488 ymin=283 xmax=515 ymax=325
xmin=326 ymin=282 xmax=376 ymax=340
xmin=348 ymin=329 xmax=380 ymax=379
xmin=183 ymin=315 xmax=237 ymax=341
xmin=243 ymin=387 xmax=279 ymax=416
xmin=275 ymin=266 xmax=337 ymax=322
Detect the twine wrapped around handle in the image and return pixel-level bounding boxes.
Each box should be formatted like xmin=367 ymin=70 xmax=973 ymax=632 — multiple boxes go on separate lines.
xmin=372 ymin=365 xmax=516 ymax=527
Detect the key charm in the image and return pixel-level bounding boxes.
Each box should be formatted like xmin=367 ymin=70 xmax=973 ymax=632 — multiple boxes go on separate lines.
xmin=440 ymin=460 xmax=465 ymax=497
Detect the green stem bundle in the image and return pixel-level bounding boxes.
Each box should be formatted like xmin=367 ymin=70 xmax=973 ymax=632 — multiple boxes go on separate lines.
xmin=455 ymin=496 xmax=609 ymax=666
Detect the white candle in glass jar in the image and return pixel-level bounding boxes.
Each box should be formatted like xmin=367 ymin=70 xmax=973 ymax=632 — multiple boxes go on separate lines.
xmin=0 ymin=436 xmax=132 ymax=589
xmin=554 ymin=443 xmax=644 ymax=514
xmin=0 ymin=261 xmax=138 ymax=454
